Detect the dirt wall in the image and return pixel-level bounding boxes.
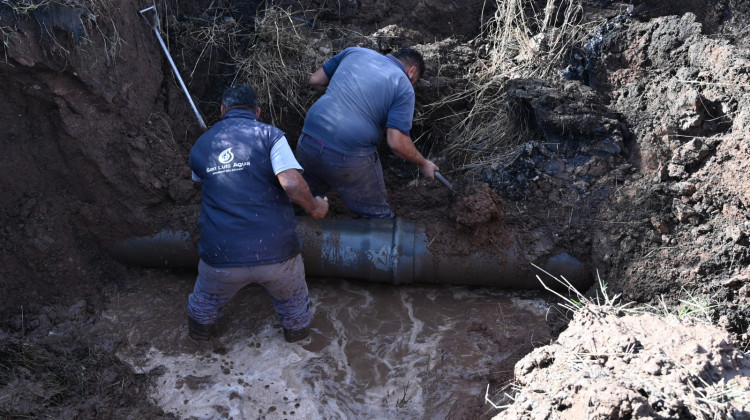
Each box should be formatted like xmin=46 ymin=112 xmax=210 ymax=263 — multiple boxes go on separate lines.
xmin=0 ymin=1 xmax=209 ymax=326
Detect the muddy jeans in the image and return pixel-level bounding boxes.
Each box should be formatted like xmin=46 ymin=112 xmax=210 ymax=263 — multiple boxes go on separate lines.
xmin=187 ymin=254 xmax=313 ymax=331
xmin=295 ymin=133 xmax=394 ymax=218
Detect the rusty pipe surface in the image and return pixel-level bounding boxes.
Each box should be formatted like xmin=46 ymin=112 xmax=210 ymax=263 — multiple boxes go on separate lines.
xmin=108 ymin=217 xmax=592 ymax=291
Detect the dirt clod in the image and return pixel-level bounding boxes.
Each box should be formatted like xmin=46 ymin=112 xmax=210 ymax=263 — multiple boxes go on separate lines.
xmin=449 ymin=182 xmax=503 ymax=229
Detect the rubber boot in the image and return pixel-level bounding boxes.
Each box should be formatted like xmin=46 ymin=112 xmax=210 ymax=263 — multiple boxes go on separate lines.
xmin=188 ymin=317 xmax=211 ymax=341
xmin=283 ymin=326 xmax=310 ymax=343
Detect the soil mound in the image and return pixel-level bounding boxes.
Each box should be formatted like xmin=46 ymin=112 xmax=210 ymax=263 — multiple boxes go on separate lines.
xmin=494 ymin=304 xmax=750 ymax=419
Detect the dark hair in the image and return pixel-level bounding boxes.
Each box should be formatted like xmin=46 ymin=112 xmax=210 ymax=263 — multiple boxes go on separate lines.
xmin=222 ymin=83 xmax=258 ymax=109
xmin=392 ymin=48 xmax=425 ymax=78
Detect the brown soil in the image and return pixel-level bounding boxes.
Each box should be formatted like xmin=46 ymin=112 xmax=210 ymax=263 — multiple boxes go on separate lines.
xmin=496 ymin=306 xmax=750 ymax=419
xmin=1 ymin=0 xmax=749 ymax=418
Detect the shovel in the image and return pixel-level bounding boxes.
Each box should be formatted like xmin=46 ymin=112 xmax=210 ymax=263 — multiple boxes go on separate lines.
xmin=139 ymin=5 xmax=207 ymax=130
xmin=434 ymin=171 xmax=453 ymax=191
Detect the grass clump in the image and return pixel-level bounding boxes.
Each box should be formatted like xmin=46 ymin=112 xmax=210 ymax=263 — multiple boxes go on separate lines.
xmin=234 ymin=6 xmax=329 ymax=127
xmin=166 ymin=4 xmax=345 ymax=129
xmin=0 ymin=0 xmax=124 ymax=68
xmin=426 ymin=0 xmax=603 ymax=172
xmin=0 ymin=337 xmax=167 ymax=418
xmin=1 ymin=0 xmax=44 ymax=15
xmin=484 ymin=265 xmax=746 ymax=420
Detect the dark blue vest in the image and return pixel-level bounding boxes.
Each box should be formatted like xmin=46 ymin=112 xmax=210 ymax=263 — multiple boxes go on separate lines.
xmin=189 ymin=109 xmax=300 ymax=266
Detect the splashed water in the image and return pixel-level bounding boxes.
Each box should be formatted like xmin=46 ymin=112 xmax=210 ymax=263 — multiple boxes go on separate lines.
xmin=94 ymin=271 xmax=553 ymax=419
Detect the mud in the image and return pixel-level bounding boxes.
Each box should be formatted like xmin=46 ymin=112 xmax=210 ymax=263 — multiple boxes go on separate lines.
xmin=86 ymin=270 xmax=554 ymax=419
xmin=1 ymin=0 xmax=749 ymax=418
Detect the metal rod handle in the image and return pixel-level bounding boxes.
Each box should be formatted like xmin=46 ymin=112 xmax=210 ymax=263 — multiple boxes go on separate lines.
xmin=434 ymin=171 xmax=453 ymax=190
xmin=140 ymin=6 xmax=207 ymax=130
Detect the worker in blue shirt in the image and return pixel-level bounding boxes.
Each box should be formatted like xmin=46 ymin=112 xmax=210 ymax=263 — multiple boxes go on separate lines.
xmin=188 ymin=83 xmax=329 ymax=343
xmin=296 ymin=47 xmax=438 ymax=218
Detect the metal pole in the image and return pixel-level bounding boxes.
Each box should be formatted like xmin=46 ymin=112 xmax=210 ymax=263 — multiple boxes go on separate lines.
xmin=140 ymin=5 xmax=207 ymax=130
xmin=434 ymin=171 xmax=454 ymax=190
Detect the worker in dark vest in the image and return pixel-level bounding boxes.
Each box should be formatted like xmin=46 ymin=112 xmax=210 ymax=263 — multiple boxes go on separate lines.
xmin=187 ymin=83 xmax=328 ymax=343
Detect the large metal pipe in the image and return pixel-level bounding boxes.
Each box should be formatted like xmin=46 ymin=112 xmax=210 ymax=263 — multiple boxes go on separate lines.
xmin=108 ymin=217 xmax=592 ymax=291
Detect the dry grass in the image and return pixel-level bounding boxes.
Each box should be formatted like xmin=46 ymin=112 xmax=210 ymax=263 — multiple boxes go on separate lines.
xmin=234 ymin=6 xmax=328 ymax=127
xmin=0 ymin=0 xmax=44 ymax=15
xmin=1 ymin=0 xmax=41 ymax=62
xmin=0 ymin=26 xmax=12 ymax=62
xmin=0 ymin=0 xmax=124 ymax=67
xmin=0 ymin=337 xmax=166 ymax=418
xmin=426 ymin=0 xmax=600 ymax=172
xmin=523 ymin=266 xmax=744 ymax=420
xmin=427 ymin=82 xmax=533 ymax=171
xmin=168 ymin=4 xmax=340 ymax=128
xmin=80 ymin=0 xmax=125 ymax=68
xmin=482 ymin=0 xmax=589 ymax=79
xmin=231 ymin=6 xmax=377 ymax=127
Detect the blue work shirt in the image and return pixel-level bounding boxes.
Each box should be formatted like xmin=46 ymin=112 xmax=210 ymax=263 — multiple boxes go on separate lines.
xmin=302 ymin=47 xmax=415 ymax=156
xmin=189 ymin=109 xmax=300 ymax=267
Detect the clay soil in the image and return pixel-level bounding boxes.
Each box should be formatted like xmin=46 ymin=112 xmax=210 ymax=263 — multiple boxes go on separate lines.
xmin=1 ymin=0 xmax=749 ymax=418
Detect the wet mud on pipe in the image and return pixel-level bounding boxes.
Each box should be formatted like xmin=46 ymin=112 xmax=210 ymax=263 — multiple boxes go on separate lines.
xmin=108 ymin=217 xmax=593 ymax=291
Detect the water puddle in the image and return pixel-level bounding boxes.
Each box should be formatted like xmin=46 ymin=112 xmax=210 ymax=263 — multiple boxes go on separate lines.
xmin=92 ymin=270 xmax=553 ymax=419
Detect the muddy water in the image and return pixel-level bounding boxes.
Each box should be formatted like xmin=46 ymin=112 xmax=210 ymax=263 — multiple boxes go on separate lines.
xmin=92 ymin=270 xmax=553 ymax=419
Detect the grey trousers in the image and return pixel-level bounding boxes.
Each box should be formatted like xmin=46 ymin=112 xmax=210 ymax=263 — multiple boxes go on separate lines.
xmin=295 ymin=133 xmax=394 ymax=218
xmin=187 ymin=254 xmax=313 ymax=331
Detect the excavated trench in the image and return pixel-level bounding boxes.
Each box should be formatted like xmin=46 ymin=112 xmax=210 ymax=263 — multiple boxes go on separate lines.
xmin=2 ymin=0 xmax=750 ymax=418
xmin=0 ymin=2 xmax=574 ymax=418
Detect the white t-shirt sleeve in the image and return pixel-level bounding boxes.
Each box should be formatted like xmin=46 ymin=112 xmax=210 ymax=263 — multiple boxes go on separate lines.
xmin=271 ymin=136 xmax=303 ymax=175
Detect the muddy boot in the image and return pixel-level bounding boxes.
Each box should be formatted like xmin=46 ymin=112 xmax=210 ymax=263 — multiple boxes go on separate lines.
xmin=283 ymin=326 xmax=310 ymax=343
xmin=188 ymin=317 xmax=211 ymax=342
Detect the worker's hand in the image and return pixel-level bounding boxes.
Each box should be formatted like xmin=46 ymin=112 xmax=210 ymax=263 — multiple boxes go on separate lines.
xmin=309 ymin=68 xmax=330 ymax=94
xmin=309 ymin=196 xmax=329 ymax=220
xmin=419 ymin=160 xmax=439 ymax=180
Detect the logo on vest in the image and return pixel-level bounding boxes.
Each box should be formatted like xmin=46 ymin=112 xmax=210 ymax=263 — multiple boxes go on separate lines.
xmin=207 ymin=147 xmax=252 ymax=175
xmin=218 ymin=147 xmax=234 ymax=164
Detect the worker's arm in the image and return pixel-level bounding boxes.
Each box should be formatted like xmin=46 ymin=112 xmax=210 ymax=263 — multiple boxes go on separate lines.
xmin=309 ymin=67 xmax=330 ymax=94
xmin=277 ymin=169 xmax=329 ymax=219
xmin=386 ymin=128 xmax=438 ymax=179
